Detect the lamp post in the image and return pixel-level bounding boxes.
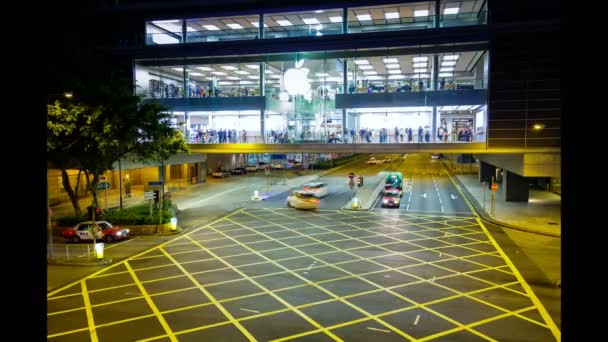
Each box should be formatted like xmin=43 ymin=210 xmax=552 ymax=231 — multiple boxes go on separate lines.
xmin=46 ymin=91 xmax=73 ymax=257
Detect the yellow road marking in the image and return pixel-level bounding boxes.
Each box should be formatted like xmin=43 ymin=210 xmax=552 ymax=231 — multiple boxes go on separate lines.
xmin=159 ymin=247 xmax=258 ymax=342
xmin=476 ymin=218 xmax=561 ymax=341
xmin=80 ymin=280 xmax=98 ymax=342
xmin=124 ymin=261 xmax=177 ymax=341
xmin=446 ymin=171 xmax=479 ymax=217
xmin=184 ymin=234 xmax=344 ymax=341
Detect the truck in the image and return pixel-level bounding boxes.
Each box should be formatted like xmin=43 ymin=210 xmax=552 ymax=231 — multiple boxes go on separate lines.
xmin=384 ymin=172 xmax=403 ymax=196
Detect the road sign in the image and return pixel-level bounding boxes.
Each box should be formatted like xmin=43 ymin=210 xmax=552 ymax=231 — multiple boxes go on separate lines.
xmin=491 ymin=183 xmax=499 ymax=191
xmin=144 ymin=191 xmax=156 ymax=200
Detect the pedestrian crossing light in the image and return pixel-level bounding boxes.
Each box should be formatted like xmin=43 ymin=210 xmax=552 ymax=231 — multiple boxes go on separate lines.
xmin=357 ymin=176 xmax=363 ymax=187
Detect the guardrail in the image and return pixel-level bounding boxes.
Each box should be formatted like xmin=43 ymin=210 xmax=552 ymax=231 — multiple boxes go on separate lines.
xmin=343 ymin=172 xmax=387 ymax=210
xmin=47 ymin=244 xmax=100 ymax=263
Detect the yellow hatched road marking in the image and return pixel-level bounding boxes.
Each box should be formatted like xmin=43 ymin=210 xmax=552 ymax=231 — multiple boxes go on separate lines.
xmin=446 ymin=171 xmax=479 ymax=217
xmin=159 ymin=247 xmax=258 ymax=342
xmin=476 ymin=218 xmax=561 ymax=341
xmin=222 ymin=215 xmax=417 ymax=341
xmin=80 ymin=280 xmax=98 ymax=342
xmin=184 ymin=234 xmax=344 ymax=341
xmin=124 ymin=262 xmax=177 ymax=341
xmin=253 ymin=210 xmax=493 ymax=341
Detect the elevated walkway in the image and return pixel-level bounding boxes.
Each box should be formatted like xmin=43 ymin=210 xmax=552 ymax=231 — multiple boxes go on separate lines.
xmin=188 ymin=142 xmax=560 ymax=154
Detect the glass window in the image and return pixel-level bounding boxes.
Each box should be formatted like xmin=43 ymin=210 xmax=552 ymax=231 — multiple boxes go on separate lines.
xmin=186 ymin=15 xmax=260 ymax=43
xmin=347 ymin=2 xmax=435 ymax=34
xmin=264 ymin=8 xmax=343 ymax=39
xmin=440 ymin=0 xmax=487 ymax=27
xmin=437 ymin=51 xmax=487 ymax=91
xmin=134 ymin=64 xmax=185 ymax=98
xmin=146 ymin=20 xmax=183 ymax=45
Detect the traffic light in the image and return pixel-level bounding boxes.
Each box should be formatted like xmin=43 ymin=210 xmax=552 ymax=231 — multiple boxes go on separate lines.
xmin=357 ymin=176 xmax=363 ymax=187
xmin=95 ymin=207 xmax=102 ymax=219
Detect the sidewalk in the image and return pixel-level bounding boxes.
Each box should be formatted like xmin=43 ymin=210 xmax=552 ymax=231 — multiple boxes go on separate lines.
xmin=448 ymin=169 xmax=561 ymax=237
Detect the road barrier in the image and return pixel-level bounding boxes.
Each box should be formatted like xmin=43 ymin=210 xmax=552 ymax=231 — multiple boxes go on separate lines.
xmin=343 ymin=172 xmax=387 ymax=210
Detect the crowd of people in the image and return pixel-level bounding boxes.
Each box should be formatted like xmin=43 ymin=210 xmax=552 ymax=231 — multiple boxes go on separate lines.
xmin=193 ymin=128 xmax=249 ymax=143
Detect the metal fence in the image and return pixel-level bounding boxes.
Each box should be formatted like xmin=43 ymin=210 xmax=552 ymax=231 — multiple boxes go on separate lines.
xmin=47 ymin=244 xmax=98 ymax=262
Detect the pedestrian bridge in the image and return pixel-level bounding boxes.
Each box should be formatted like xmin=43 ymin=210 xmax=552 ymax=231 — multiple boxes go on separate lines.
xmin=188 ymin=143 xmax=560 ymax=154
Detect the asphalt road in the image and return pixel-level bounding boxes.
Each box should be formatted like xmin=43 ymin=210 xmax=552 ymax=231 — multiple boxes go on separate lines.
xmin=47 ymin=154 xmax=561 ymax=341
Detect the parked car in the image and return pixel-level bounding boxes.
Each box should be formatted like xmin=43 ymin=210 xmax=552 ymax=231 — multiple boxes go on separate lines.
xmin=256 ymin=162 xmax=268 ymax=170
xmin=366 ymin=157 xmax=379 ymax=165
xmin=301 ymin=182 xmax=329 ymax=198
xmin=62 ymin=221 xmax=130 ymax=243
xmin=245 ymin=165 xmax=258 ymax=172
xmin=231 ymin=167 xmax=247 ymax=175
xmin=286 ymin=191 xmax=320 ymax=210
xmin=271 ymin=162 xmax=285 ymax=170
xmin=381 ymin=190 xmax=401 ymax=208
xmin=212 ymin=170 xmax=231 ymax=178
xmin=431 ymin=154 xmax=440 ymax=159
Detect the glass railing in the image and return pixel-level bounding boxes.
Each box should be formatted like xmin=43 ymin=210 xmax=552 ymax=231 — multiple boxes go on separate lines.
xmin=346 ymin=79 xmax=485 ymax=94
xmin=441 ymin=11 xmax=487 ymax=27
xmin=347 ymin=16 xmax=435 ymax=34
xmin=264 ymin=23 xmax=343 ymax=39
xmin=145 ymin=32 xmax=183 ymax=45
xmin=186 ymin=29 xmax=259 ymax=43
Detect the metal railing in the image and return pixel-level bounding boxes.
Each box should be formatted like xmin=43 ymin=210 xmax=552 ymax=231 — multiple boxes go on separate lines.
xmin=47 ymin=244 xmax=98 ymax=262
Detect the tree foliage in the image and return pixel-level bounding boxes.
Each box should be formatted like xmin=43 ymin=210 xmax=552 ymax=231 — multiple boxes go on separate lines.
xmin=47 ymin=69 xmax=190 ymax=214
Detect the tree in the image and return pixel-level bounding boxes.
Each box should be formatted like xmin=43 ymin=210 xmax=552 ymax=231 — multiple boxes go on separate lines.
xmin=47 ymin=70 xmax=190 ymax=215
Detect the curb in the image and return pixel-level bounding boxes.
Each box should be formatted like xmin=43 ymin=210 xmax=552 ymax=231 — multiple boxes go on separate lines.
xmin=442 ymin=162 xmax=561 ymax=238
xmin=47 ymin=258 xmax=113 ymax=266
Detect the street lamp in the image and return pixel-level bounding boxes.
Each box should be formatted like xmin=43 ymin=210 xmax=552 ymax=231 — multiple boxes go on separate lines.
xmin=47 ymin=92 xmax=73 ymax=257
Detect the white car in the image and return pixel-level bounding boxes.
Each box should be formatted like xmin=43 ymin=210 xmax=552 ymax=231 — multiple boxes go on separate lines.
xmin=383 ymin=157 xmax=392 ymax=163
xmin=366 ymin=157 xmax=379 ymax=165
xmin=301 ymin=182 xmax=329 ymax=198
xmin=286 ymin=192 xmax=320 ymax=210
xmin=431 ymin=154 xmax=440 ymax=159
xmin=271 ymin=162 xmax=285 ymax=169
xmin=211 ymin=170 xmax=230 ymax=178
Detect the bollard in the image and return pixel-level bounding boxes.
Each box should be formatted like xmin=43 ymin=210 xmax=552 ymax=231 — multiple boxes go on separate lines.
xmin=95 ymin=243 xmax=104 ymax=260
xmin=170 ymin=217 xmax=178 ymax=231
xmin=352 ymin=197 xmax=359 ymax=209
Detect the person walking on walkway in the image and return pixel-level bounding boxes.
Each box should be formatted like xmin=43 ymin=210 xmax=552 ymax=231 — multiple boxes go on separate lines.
xmin=417 ymin=126 xmax=424 ymax=143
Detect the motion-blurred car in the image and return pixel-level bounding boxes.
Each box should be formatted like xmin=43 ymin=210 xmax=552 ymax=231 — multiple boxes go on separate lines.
xmin=366 ymin=157 xmax=379 ymax=165
xmin=383 ymin=157 xmax=392 ymax=163
xmin=62 ymin=221 xmax=130 ymax=243
xmin=256 ymin=162 xmax=268 ymax=170
xmin=381 ymin=190 xmax=401 ymax=208
xmin=431 ymin=154 xmax=440 ymax=159
xmin=271 ymin=162 xmax=285 ymax=170
xmin=245 ymin=165 xmax=258 ymax=172
xmin=211 ymin=170 xmax=231 ymax=178
xmin=286 ymin=191 xmax=320 ymax=210
xmin=301 ymin=182 xmax=329 ymax=198
xmin=231 ymin=167 xmax=247 ymax=175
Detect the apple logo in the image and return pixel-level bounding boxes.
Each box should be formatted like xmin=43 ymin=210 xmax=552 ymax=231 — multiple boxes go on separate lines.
xmin=284 ymin=60 xmax=311 ymax=96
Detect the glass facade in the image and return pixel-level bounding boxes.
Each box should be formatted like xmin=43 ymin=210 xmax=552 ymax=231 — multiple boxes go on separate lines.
xmin=137 ymin=48 xmax=488 ymax=145
xmin=145 ymin=1 xmax=487 ymax=45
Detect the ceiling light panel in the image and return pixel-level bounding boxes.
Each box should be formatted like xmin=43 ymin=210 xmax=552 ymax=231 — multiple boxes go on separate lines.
xmin=246 ymin=64 xmax=260 ymax=69
xmin=438 ymin=72 xmax=454 ymax=77
xmin=385 ymin=12 xmax=400 ymax=19
xmin=386 ymin=64 xmax=400 ymax=69
xmin=413 ymin=62 xmax=427 ymax=68
xmin=276 ymin=20 xmax=293 ymax=26
xmin=442 ymin=61 xmax=457 ymax=66
xmin=383 ymin=58 xmax=399 ymax=63
xmin=250 ymin=22 xmax=268 ymax=28
xmin=189 ymin=72 xmax=203 ymax=76
xmin=363 ymin=71 xmax=377 ymax=75
xmin=212 ymin=71 xmax=227 ymax=75
xmin=440 ymin=67 xmax=454 ymax=72
xmin=196 ymin=66 xmax=214 ymax=71
xmin=357 ymin=65 xmax=373 ymax=70
xmin=203 ymin=25 xmax=220 ymax=30
xmin=226 ymin=23 xmax=243 ymax=29
xmin=357 ymin=14 xmax=372 ymax=21
xmin=443 ymin=55 xmax=459 ymax=60
xmin=388 ymin=75 xmax=406 ymax=79
xmin=221 ymin=65 xmax=237 ymax=70
xmin=315 ymin=73 xmax=330 ymax=77
xmin=234 ymin=70 xmax=249 ymax=75
xmin=444 ymin=7 xmax=460 ymax=15
xmin=388 ymin=70 xmax=402 ymax=74
xmin=302 ymin=18 xmax=320 ymax=25
xmin=412 ymin=56 xmax=428 ymax=62
xmin=353 ymin=59 xmax=369 ymax=65
xmin=414 ymin=10 xmax=429 ymax=17
xmin=329 ymin=16 xmax=343 ymax=23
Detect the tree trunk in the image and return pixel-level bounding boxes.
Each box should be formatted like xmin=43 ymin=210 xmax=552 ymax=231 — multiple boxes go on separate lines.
xmin=84 ymin=170 xmax=100 ymax=208
xmin=61 ymin=169 xmax=81 ymax=217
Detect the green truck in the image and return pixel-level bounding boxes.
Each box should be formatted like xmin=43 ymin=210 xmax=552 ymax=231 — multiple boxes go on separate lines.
xmin=385 ymin=172 xmax=403 ymax=191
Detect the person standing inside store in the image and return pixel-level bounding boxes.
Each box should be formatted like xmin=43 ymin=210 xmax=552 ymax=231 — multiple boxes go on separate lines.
xmin=440 ymin=78 xmax=446 ymax=90
xmin=418 ymin=79 xmax=424 ymax=92
xmin=424 ymin=126 xmax=431 ymax=142
xmin=394 ymin=126 xmax=400 ymax=143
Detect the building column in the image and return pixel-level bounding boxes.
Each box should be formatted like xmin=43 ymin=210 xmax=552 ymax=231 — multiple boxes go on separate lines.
xmin=479 ymin=161 xmax=495 ymax=185
xmin=184 ymin=111 xmax=190 ymax=142
xmin=342 ymin=8 xmax=348 ymax=34
xmin=259 ymin=14 xmax=264 ymax=39
xmin=432 ymin=55 xmax=439 ymax=91
xmin=182 ymin=19 xmax=187 ymax=43
xmin=499 ymin=171 xmax=530 ymax=202
xmin=434 ymin=0 xmax=441 ymax=28
xmin=183 ymin=66 xmax=189 ymax=98
xmin=432 ymin=106 xmax=437 ymax=142
xmin=261 ymin=110 xmax=266 ymax=143
xmin=260 ymin=62 xmax=265 ymax=96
